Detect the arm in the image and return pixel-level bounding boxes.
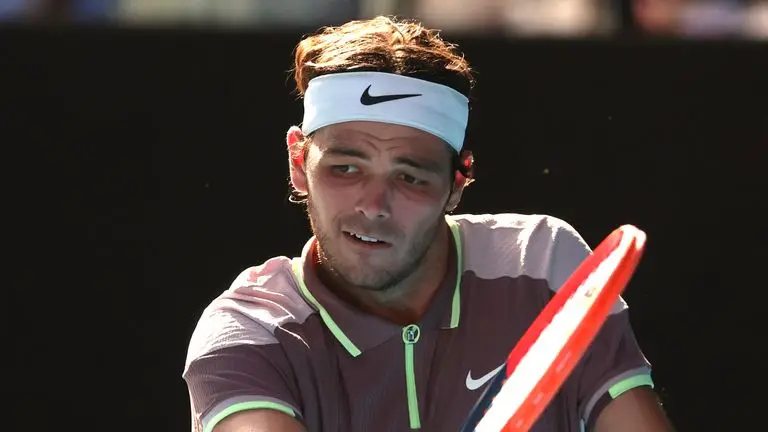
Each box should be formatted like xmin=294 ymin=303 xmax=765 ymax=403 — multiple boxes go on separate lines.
xmin=214 ymin=409 xmax=306 ymax=432
xmin=183 ymin=307 xmax=305 ymax=432
xmin=184 ymin=342 xmax=306 ymax=432
xmin=593 ymin=386 xmax=675 ymax=432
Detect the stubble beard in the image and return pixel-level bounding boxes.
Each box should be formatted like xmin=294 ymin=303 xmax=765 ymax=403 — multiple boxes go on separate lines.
xmin=306 ymin=196 xmax=443 ymax=293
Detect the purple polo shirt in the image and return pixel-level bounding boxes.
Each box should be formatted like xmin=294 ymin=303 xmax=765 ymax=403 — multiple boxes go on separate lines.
xmin=183 ymin=213 xmax=653 ymax=431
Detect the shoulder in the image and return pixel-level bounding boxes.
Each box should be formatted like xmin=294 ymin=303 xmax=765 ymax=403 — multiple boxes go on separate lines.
xmin=183 ymin=256 xmax=314 ymax=373
xmin=448 ymin=212 xmax=589 ymax=284
xmin=449 ymin=212 xmax=581 ymax=237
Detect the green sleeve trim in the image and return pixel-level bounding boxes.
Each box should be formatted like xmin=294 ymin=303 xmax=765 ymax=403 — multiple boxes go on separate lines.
xmin=204 ymin=401 xmax=296 ymax=432
xmin=608 ymin=374 xmax=655 ymax=399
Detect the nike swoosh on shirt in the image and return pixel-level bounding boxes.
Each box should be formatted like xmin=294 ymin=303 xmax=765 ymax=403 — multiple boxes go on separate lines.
xmin=465 ymin=364 xmax=505 ymax=391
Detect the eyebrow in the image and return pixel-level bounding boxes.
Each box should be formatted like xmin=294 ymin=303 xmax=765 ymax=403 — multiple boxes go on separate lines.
xmin=325 ymin=146 xmax=445 ymax=176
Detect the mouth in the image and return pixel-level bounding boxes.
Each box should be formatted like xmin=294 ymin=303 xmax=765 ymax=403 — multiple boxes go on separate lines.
xmin=343 ymin=230 xmax=391 ymax=248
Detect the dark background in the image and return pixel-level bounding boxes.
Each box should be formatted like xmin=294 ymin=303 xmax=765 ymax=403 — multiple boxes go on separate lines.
xmin=4 ymin=26 xmax=766 ymax=431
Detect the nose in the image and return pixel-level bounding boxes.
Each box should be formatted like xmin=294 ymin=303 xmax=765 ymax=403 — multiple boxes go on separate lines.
xmin=355 ymin=178 xmax=391 ymax=220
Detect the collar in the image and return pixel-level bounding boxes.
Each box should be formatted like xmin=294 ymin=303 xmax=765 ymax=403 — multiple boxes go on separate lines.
xmin=290 ymin=216 xmax=464 ymax=357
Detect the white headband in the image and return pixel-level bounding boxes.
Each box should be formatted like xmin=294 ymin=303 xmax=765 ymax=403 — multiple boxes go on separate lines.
xmin=301 ymin=71 xmax=469 ymax=152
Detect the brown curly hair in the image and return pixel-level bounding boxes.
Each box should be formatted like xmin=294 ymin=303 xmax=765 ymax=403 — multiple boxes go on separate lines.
xmin=288 ymin=16 xmax=476 ymax=203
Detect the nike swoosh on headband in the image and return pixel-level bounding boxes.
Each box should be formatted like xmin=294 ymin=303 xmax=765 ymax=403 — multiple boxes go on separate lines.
xmin=360 ymin=85 xmax=422 ymax=105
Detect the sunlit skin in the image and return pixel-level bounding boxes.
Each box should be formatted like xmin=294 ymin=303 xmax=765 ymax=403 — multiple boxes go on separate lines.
xmin=287 ymin=121 xmax=467 ymax=324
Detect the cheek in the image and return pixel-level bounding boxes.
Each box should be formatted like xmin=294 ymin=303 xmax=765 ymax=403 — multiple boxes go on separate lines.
xmin=393 ymin=194 xmax=447 ymax=234
xmin=393 ymin=178 xmax=452 ymax=214
xmin=311 ymin=170 xmax=369 ymax=210
xmin=397 ymin=185 xmax=448 ymax=207
xmin=307 ymin=177 xmax=351 ymax=218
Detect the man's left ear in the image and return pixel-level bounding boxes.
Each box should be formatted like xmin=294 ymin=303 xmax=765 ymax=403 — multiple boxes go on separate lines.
xmin=445 ymin=150 xmax=474 ymax=213
xmin=446 ymin=171 xmax=468 ymax=213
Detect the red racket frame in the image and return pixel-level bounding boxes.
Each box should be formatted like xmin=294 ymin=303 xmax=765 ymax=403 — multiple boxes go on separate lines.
xmin=476 ymin=225 xmax=647 ymax=432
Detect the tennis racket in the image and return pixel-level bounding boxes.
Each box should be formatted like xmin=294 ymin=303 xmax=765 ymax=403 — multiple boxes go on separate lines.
xmin=460 ymin=224 xmax=647 ymax=432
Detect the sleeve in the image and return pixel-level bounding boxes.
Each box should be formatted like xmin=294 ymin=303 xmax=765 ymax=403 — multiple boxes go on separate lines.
xmin=546 ymin=218 xmax=654 ymax=430
xmin=182 ymin=307 xmax=303 ymax=432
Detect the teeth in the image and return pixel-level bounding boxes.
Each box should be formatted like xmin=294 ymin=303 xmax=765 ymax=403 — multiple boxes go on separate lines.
xmin=351 ymin=233 xmax=380 ymax=243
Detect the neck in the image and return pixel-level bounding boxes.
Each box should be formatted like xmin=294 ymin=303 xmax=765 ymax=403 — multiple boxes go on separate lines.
xmin=316 ymin=222 xmax=451 ymax=326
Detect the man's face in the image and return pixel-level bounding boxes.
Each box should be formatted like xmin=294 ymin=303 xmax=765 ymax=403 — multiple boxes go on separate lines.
xmin=299 ymin=121 xmax=458 ymax=291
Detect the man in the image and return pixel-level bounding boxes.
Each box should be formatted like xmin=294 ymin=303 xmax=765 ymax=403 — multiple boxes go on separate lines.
xmin=182 ymin=16 xmax=674 ymax=432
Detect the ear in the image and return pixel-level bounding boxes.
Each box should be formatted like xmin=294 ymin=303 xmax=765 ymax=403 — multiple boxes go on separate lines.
xmin=286 ymin=125 xmax=308 ymax=195
xmin=446 ymin=150 xmax=474 ymax=213
xmin=445 ymin=172 xmax=467 ymax=212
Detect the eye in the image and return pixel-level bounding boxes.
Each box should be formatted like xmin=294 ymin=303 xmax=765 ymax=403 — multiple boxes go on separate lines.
xmin=400 ymin=173 xmax=427 ymax=186
xmin=331 ymin=165 xmax=359 ymax=174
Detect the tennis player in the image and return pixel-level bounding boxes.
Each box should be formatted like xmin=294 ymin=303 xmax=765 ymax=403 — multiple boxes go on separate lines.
xmin=182 ymin=16 xmax=674 ymax=432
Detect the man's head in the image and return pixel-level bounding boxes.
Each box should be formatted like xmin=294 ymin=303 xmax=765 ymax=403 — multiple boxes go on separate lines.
xmin=286 ymin=16 xmax=476 ymax=292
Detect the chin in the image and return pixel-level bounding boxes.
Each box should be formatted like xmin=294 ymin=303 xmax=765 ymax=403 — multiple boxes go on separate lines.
xmin=336 ymin=262 xmax=397 ymax=291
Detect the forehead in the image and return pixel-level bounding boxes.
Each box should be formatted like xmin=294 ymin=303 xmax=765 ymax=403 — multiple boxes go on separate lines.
xmin=312 ymin=121 xmax=451 ymax=160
